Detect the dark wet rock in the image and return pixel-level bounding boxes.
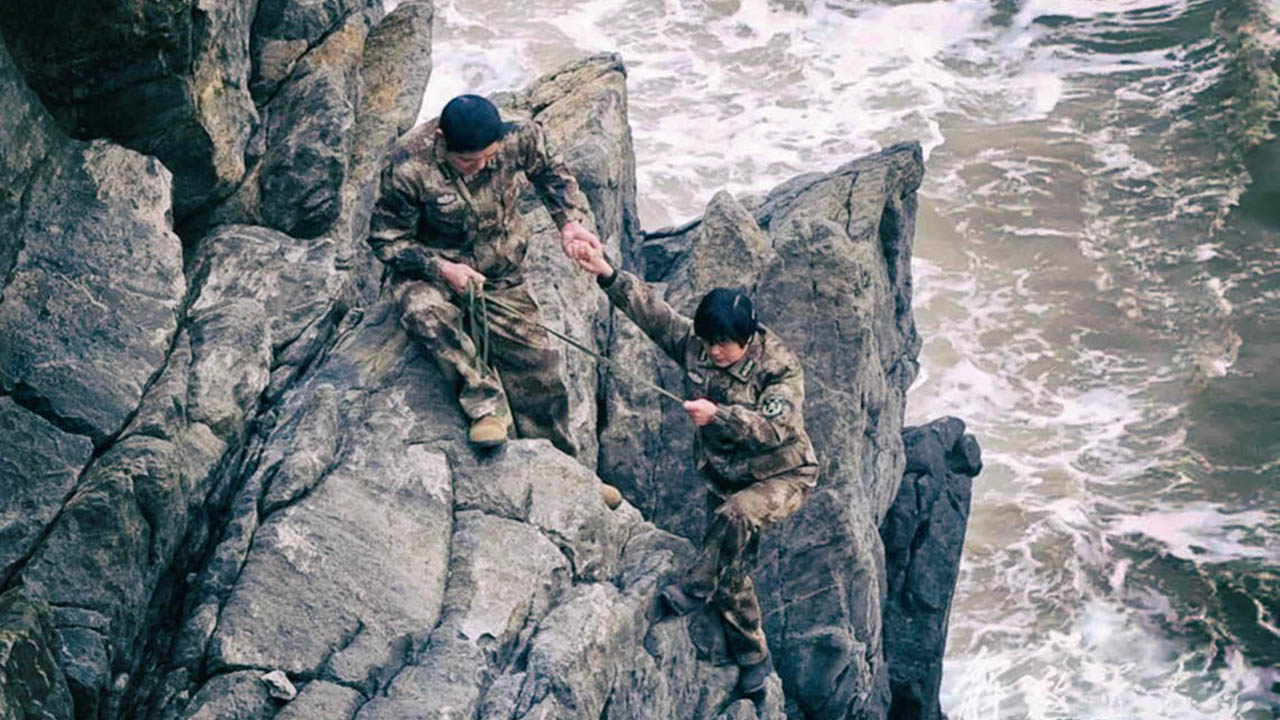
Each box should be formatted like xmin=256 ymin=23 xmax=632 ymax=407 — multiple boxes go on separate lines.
xmin=881 ymin=417 xmax=981 ymax=720
xmin=0 ymin=0 xmax=257 ymax=219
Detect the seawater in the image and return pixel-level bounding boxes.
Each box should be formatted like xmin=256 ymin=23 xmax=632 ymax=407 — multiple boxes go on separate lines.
xmin=405 ymin=0 xmax=1280 ymax=716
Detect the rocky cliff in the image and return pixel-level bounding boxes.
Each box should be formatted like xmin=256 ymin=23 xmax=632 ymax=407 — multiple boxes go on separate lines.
xmin=0 ymin=2 xmax=979 ymax=719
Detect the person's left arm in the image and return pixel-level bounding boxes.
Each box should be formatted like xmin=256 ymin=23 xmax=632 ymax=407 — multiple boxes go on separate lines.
xmin=700 ymin=363 xmax=808 ymax=453
xmin=517 ymin=121 xmax=597 ymax=252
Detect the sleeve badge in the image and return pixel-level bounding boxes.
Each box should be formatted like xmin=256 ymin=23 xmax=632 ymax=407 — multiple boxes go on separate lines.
xmin=760 ymin=395 xmax=788 ymax=419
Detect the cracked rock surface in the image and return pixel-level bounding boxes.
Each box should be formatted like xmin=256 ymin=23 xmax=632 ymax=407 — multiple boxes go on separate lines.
xmin=0 ymin=3 xmax=977 ymax=718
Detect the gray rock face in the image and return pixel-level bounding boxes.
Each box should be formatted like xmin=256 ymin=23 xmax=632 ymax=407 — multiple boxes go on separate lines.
xmin=0 ymin=398 xmax=93 ymax=581
xmin=0 ymin=0 xmax=258 ymax=219
xmin=251 ymin=0 xmax=382 ymax=101
xmin=0 ymin=11 xmax=972 ymax=719
xmin=256 ymin=10 xmax=368 ymax=238
xmin=0 ymin=34 xmax=55 ymax=290
xmin=0 ymin=588 xmax=75 ymax=719
xmin=0 ymin=139 xmax=185 ymax=444
xmin=338 ymin=0 xmax=434 ymax=290
xmin=882 ymin=417 xmax=981 ymax=720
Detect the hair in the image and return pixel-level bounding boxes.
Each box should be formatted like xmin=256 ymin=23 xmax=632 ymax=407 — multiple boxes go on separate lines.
xmin=439 ymin=94 xmax=506 ymax=153
xmin=694 ymin=288 xmax=758 ymax=345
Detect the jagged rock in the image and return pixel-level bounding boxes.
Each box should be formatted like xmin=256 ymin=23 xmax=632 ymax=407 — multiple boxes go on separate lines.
xmin=0 ymin=587 xmax=75 ymax=719
xmin=515 ymin=582 xmax=639 ymax=719
xmin=338 ymin=0 xmax=434 ymax=290
xmin=186 ymin=224 xmax=345 ymax=396
xmin=0 ymin=0 xmax=258 ymax=219
xmin=0 ymin=398 xmax=93 ymax=580
xmin=204 ymin=9 xmax=369 ymax=238
xmin=443 ymin=512 xmax=572 ymax=662
xmin=205 ymin=389 xmax=453 ymax=680
xmin=355 ymin=638 xmax=488 ymax=719
xmin=257 ymin=11 xmax=369 ymax=238
xmin=451 ymin=441 xmax=642 ymax=582
xmin=259 ymin=669 xmax=296 ymax=701
xmin=0 ymin=137 xmax=185 ymax=444
xmin=250 ymin=0 xmax=382 ymax=101
xmin=0 ymin=34 xmax=55 ymax=289
xmin=507 ymin=53 xmax=641 ymax=258
xmin=881 ymin=417 xmax=981 ymax=720
xmin=0 ymin=10 xmax=960 ymax=715
xmin=600 ymin=144 xmax=925 ymax=719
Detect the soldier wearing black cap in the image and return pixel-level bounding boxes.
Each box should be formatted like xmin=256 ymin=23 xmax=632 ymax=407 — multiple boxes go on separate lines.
xmin=368 ymin=94 xmax=606 ymax=475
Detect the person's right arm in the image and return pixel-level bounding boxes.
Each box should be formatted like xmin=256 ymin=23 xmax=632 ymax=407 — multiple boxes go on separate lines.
xmin=368 ymin=162 xmax=485 ymax=292
xmin=368 ymin=162 xmax=439 ymax=280
xmin=576 ymin=249 xmax=692 ymax=364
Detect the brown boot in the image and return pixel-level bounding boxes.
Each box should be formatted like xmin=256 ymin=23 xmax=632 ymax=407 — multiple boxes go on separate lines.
xmin=468 ymin=414 xmax=508 ymax=448
xmin=600 ymin=484 xmax=623 ymax=509
xmin=736 ymin=655 xmax=772 ymax=696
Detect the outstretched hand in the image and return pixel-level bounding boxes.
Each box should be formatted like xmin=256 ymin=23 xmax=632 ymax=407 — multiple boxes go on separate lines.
xmin=560 ymin=220 xmax=601 ymax=261
xmin=571 ymin=241 xmax=613 ymax=277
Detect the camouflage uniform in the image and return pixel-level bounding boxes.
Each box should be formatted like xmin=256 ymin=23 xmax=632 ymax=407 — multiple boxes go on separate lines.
xmin=601 ymin=269 xmax=819 ymax=665
xmin=368 ymin=117 xmax=589 ymax=456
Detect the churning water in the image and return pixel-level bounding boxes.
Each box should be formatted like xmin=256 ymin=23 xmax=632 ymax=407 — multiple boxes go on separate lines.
xmin=411 ymin=0 xmax=1280 ymax=716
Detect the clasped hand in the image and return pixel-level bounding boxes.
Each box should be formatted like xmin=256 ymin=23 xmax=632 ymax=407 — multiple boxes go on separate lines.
xmin=560 ymin=220 xmax=601 ymax=264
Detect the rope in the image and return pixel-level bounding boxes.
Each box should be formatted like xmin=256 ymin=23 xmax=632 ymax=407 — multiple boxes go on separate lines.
xmin=460 ymin=281 xmax=495 ymax=377
xmin=473 ymin=285 xmax=729 ymax=420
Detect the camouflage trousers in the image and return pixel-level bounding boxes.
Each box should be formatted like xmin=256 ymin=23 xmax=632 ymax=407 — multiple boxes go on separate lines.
xmin=682 ymin=470 xmax=815 ymax=666
xmin=395 ymin=279 xmax=576 ymax=457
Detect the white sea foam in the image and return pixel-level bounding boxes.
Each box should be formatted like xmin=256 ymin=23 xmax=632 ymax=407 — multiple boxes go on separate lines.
xmin=1110 ymin=504 xmax=1278 ymax=564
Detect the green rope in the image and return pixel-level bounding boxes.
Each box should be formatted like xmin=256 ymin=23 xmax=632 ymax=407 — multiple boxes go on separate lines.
xmin=461 ymin=280 xmax=495 ymax=377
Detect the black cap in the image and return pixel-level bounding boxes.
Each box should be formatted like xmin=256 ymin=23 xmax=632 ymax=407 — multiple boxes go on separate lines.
xmin=439 ymin=94 xmax=507 ymax=153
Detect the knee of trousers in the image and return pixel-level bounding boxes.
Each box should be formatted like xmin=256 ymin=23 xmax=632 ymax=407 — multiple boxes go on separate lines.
xmin=397 ymin=282 xmax=454 ymax=340
xmin=712 ymin=496 xmax=759 ymax=534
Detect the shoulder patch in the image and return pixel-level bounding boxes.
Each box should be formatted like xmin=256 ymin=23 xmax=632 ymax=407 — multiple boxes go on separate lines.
xmin=760 ymin=395 xmax=788 ymax=419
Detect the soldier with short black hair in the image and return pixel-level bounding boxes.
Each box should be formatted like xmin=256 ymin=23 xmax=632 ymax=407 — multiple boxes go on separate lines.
xmin=368 ymin=94 xmax=600 ymax=456
xmin=572 ymin=242 xmax=820 ymax=697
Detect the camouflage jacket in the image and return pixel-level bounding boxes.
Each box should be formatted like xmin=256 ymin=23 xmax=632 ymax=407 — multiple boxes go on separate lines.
xmin=602 ymin=270 xmax=820 ymax=488
xmin=368 ymin=117 xmax=588 ymax=287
